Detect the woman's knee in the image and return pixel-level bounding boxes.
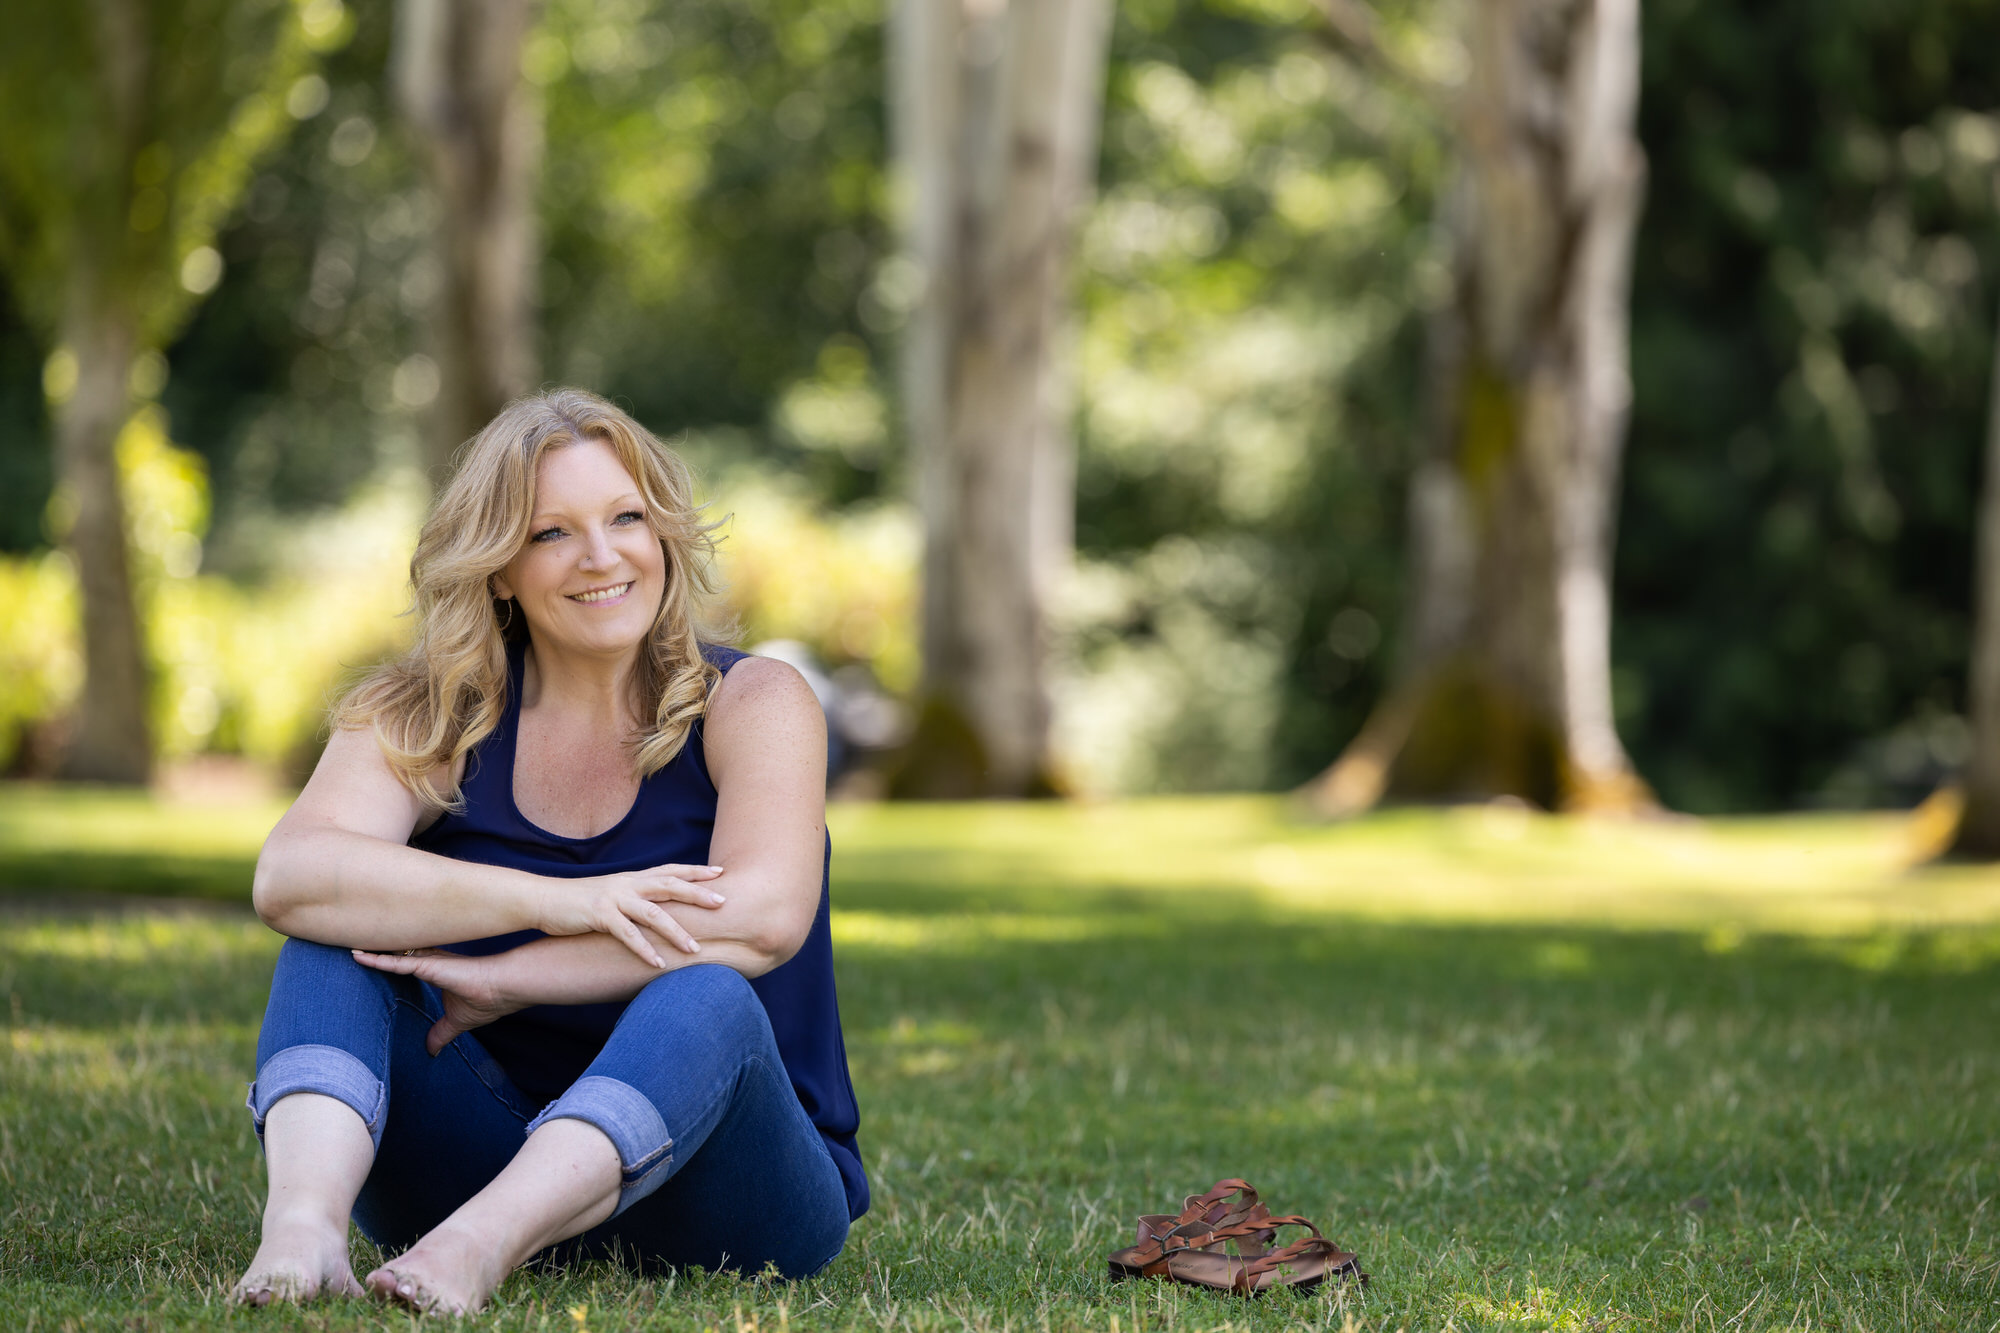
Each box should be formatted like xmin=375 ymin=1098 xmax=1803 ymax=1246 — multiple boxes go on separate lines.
xmin=269 ymin=937 xmax=420 ymax=1009
xmin=273 ymin=936 xmax=382 ymax=988
xmin=630 ymin=963 xmax=764 ymax=1032
xmin=275 ymin=935 xmax=347 ymax=970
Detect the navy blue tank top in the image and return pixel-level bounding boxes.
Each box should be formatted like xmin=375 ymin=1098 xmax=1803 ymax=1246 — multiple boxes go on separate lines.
xmin=409 ymin=642 xmax=868 ymax=1220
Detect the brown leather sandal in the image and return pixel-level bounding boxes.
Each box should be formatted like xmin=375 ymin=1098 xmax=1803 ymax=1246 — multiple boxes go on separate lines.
xmin=1134 ymin=1180 xmax=1277 ymax=1253
xmin=1154 ymin=1214 xmax=1367 ymax=1296
xmin=1107 ymin=1179 xmax=1278 ymax=1280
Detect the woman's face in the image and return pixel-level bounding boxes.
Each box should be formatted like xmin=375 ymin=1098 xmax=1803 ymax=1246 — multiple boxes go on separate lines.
xmin=491 ymin=437 xmax=667 ymax=660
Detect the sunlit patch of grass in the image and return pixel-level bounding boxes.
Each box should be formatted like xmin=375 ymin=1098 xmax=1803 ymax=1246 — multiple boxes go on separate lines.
xmin=0 ymin=783 xmax=287 ymax=860
xmin=833 ymin=910 xmax=1136 ymax=954
xmin=828 ymin=797 xmax=2000 ymax=935
xmin=5 ymin=913 xmax=277 ymax=965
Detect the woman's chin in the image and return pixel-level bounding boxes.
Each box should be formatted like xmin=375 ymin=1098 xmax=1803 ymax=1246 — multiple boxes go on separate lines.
xmin=525 ymin=592 xmax=662 ymax=658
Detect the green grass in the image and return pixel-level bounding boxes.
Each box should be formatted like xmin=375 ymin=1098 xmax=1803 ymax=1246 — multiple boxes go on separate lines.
xmin=3 ymin=785 xmax=1999 ymax=1329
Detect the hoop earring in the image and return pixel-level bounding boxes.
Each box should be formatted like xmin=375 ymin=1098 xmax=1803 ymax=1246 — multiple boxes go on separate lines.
xmin=496 ymin=598 xmax=514 ymax=632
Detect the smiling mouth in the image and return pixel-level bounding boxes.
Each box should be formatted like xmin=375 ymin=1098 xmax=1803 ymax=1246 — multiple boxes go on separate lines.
xmin=567 ymin=582 xmax=633 ymax=604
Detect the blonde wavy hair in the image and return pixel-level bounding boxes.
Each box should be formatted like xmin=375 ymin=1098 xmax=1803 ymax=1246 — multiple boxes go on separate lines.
xmin=336 ymin=388 xmax=732 ymax=811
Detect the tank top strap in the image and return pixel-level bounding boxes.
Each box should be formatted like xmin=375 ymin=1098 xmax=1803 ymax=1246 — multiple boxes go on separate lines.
xmin=699 ymin=641 xmax=753 ymax=682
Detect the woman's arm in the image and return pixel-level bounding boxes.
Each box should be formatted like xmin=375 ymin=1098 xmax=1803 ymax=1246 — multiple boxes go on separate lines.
xmin=254 ymin=725 xmax=723 ymax=964
xmin=353 ymin=654 xmax=830 ymax=1032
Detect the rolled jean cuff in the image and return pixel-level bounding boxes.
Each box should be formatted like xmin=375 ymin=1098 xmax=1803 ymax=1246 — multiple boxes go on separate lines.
xmin=247 ymin=1044 xmax=387 ymax=1151
xmin=526 ymin=1075 xmax=673 ymax=1217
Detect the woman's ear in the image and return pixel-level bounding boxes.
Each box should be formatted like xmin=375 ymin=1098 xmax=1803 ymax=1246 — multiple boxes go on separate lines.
xmin=490 ymin=573 xmax=516 ymax=602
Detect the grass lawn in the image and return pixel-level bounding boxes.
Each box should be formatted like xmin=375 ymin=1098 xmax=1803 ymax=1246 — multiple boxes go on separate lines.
xmin=3 ymin=783 xmax=1999 ymax=1329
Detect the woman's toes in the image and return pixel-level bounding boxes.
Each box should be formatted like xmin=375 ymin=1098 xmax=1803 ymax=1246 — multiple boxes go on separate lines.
xmin=230 ymin=1270 xmax=301 ymax=1306
xmin=227 ymin=1281 xmax=273 ymax=1308
xmin=230 ymin=1268 xmax=342 ymax=1306
xmin=366 ymin=1264 xmax=458 ymax=1315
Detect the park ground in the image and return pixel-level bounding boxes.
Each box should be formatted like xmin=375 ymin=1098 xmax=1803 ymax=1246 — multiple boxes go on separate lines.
xmin=2 ymin=786 xmax=1998 ymax=1331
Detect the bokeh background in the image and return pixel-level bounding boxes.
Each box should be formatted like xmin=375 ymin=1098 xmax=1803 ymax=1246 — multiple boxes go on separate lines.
xmin=3 ymin=0 xmax=1999 ymax=818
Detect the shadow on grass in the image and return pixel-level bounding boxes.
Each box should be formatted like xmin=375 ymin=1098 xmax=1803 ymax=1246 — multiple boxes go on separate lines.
xmin=0 ymin=850 xmax=260 ymax=901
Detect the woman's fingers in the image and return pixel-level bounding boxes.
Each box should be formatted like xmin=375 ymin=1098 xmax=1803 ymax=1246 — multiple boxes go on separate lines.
xmin=425 ymin=1013 xmax=467 ymax=1057
xmin=353 ymin=949 xmax=420 ymax=974
xmin=657 ymin=863 xmax=724 ymax=880
xmin=606 ymin=912 xmax=667 ymax=969
xmin=639 ymin=875 xmax=727 ymax=907
xmin=641 ymin=901 xmax=701 ymax=956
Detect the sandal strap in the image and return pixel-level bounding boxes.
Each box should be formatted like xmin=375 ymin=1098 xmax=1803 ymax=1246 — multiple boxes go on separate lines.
xmin=1196 ymin=1210 xmax=1295 ymax=1246
xmin=1227 ymin=1227 xmax=1360 ymax=1291
xmin=1176 ymin=1179 xmax=1260 ymax=1228
xmin=1123 ymin=1183 xmax=1271 ymax=1269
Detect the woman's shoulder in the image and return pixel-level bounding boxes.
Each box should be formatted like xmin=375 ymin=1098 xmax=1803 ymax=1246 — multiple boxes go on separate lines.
xmin=704 ymin=649 xmax=816 ymax=714
xmin=697 ymin=644 xmax=821 ymax=713
xmin=700 ymin=651 xmax=824 ymax=764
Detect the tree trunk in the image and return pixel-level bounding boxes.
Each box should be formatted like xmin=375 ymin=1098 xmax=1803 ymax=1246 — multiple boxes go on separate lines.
xmin=54 ymin=278 xmax=152 ymax=784
xmin=52 ymin=0 xmax=152 ymax=784
xmin=1947 ymin=295 xmax=2000 ymax=856
xmin=1304 ymin=0 xmax=1653 ymax=816
xmin=887 ymin=0 xmax=1112 ymax=798
xmin=394 ymin=0 xmax=542 ymax=475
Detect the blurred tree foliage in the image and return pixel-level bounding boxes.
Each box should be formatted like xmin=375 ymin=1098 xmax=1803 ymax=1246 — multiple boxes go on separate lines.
xmin=0 ymin=0 xmax=1996 ymax=808
xmin=1062 ymin=0 xmax=1442 ymax=793
xmin=1618 ymin=0 xmax=2000 ymax=811
xmin=148 ymin=0 xmax=406 ymax=574
xmin=536 ymin=0 xmax=894 ymax=503
xmin=0 ymin=287 xmax=50 ymax=553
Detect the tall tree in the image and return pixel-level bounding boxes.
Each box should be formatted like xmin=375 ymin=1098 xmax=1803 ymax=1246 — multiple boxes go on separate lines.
xmin=393 ymin=0 xmax=542 ymax=476
xmin=0 ymin=0 xmax=315 ymax=783
xmin=1949 ymin=296 xmax=2000 ymax=856
xmin=1305 ymin=0 xmax=1653 ymax=815
xmin=888 ymin=0 xmax=1114 ymax=798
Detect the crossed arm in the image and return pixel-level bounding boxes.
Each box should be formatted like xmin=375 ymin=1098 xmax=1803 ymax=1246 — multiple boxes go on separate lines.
xmin=255 ymin=656 xmax=829 ymax=1048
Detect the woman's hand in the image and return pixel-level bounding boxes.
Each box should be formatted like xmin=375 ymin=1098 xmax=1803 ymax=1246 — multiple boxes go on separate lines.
xmin=352 ymin=948 xmax=522 ymax=1056
xmin=536 ymin=863 xmax=728 ymax=968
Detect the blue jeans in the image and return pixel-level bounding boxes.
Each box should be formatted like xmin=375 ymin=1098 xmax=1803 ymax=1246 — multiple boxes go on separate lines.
xmin=248 ymin=939 xmax=851 ymax=1279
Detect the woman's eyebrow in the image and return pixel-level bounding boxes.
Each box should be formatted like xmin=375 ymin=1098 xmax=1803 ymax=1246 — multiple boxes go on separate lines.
xmin=529 ymin=493 xmax=645 ymax=524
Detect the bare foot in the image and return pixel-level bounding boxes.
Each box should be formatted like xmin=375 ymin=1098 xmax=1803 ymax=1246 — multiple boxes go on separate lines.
xmin=364 ymin=1223 xmax=509 ymax=1316
xmin=229 ymin=1212 xmax=364 ymax=1307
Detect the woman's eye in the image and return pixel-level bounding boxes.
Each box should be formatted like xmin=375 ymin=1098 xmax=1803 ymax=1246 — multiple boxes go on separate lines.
xmin=614 ymin=510 xmax=644 ymax=525
xmin=531 ymin=526 xmax=565 ymax=543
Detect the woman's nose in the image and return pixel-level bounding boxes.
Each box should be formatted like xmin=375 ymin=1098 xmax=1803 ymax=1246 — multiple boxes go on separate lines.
xmin=580 ymin=527 xmax=616 ymax=569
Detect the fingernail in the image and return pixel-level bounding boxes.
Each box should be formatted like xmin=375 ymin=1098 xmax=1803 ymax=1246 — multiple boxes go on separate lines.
xmin=709 ymin=892 xmax=726 ymax=904
xmin=707 ymin=865 xmax=723 ymax=872
xmin=689 ymin=940 xmax=701 ymax=952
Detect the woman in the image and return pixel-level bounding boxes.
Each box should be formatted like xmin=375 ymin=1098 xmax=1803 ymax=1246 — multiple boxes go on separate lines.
xmin=230 ymin=389 xmax=865 ymax=1314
